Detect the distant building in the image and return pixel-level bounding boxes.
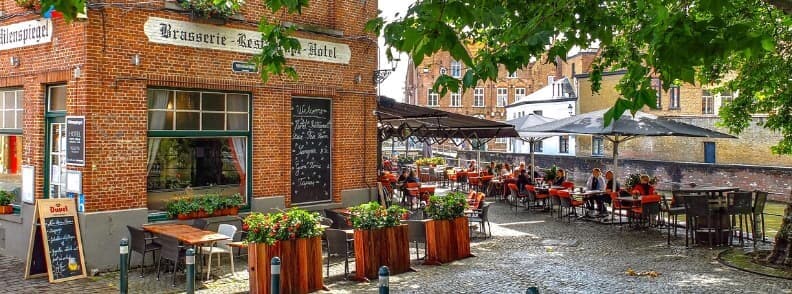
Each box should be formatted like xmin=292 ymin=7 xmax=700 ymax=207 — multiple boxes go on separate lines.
xmin=505 ymin=77 xmax=578 ymax=156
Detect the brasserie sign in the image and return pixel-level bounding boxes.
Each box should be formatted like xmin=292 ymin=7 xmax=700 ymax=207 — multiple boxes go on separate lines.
xmin=0 ymin=18 xmax=52 ymax=51
xmin=144 ymin=17 xmax=351 ymax=64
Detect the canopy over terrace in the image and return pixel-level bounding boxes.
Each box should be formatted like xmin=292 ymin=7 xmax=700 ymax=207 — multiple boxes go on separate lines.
xmin=376 ymin=96 xmax=518 ymax=168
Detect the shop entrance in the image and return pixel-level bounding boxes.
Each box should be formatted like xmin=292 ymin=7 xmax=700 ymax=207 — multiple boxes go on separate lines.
xmin=44 ymin=85 xmax=67 ymax=198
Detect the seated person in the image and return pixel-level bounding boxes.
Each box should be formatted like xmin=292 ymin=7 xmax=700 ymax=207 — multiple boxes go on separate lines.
xmin=631 ymin=175 xmax=656 ymax=195
xmin=517 ymin=169 xmax=531 ymax=192
xmin=585 ymin=168 xmax=606 ymax=214
xmin=527 ymin=164 xmax=542 ymax=179
xmin=552 ymin=169 xmax=566 ymax=186
xmin=500 ymin=163 xmax=511 ymax=178
xmin=486 ymin=164 xmax=494 ymax=176
xmin=405 ymin=170 xmax=420 ymax=184
xmin=397 ymin=169 xmax=409 ymax=183
xmin=467 ymin=161 xmax=477 ymax=172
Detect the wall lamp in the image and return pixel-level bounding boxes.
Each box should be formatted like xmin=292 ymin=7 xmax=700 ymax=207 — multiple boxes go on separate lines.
xmin=568 ymin=103 xmax=574 ymax=116
xmin=10 ymin=56 xmax=20 ymax=67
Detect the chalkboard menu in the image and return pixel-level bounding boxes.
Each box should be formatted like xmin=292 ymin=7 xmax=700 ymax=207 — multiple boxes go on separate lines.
xmin=66 ymin=116 xmax=85 ymax=166
xmin=25 ymin=199 xmax=87 ymax=283
xmin=291 ymin=97 xmax=332 ymax=204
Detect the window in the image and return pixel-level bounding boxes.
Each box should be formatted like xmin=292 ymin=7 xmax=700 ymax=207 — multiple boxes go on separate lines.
xmin=507 ymin=71 xmax=518 ymax=78
xmin=669 ymin=86 xmax=681 ymax=109
xmin=146 ymin=89 xmax=250 ymax=212
xmin=571 ymin=63 xmax=576 ymax=77
xmin=46 ymin=85 xmax=67 ymax=199
xmin=533 ymin=110 xmax=543 ymax=116
xmin=532 ymin=140 xmax=543 ymax=152
xmin=0 ymin=89 xmax=23 ymax=206
xmin=450 ymin=61 xmax=461 ymax=78
xmin=495 ymin=137 xmax=507 ymax=144
xmin=427 ymin=89 xmax=439 ymax=106
xmin=450 ymin=91 xmax=461 ymax=107
xmin=496 ymin=88 xmax=508 ymax=107
xmin=592 ymin=136 xmax=604 ymax=156
xmin=515 ymin=88 xmax=526 ymax=100
xmin=651 ymin=78 xmax=662 ymax=108
xmin=559 ymin=136 xmax=569 ymax=153
xmin=547 ymin=76 xmax=555 ymax=84
xmin=473 ymin=88 xmax=485 ymax=107
xmin=720 ymin=91 xmax=734 ymax=105
xmin=702 ymin=90 xmax=715 ymax=114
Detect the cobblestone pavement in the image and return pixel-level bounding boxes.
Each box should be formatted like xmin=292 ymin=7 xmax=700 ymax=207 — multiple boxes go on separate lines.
xmin=8 ymin=198 xmax=792 ymax=293
xmin=0 ymin=255 xmax=115 ymax=294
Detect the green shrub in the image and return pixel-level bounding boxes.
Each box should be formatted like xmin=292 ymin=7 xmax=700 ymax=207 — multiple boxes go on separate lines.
xmin=243 ymin=208 xmax=324 ymax=245
xmin=0 ymin=191 xmax=14 ymax=206
xmin=348 ymin=202 xmax=408 ymax=230
xmin=179 ymin=0 xmax=245 ymax=18
xmin=424 ymin=191 xmax=468 ymax=220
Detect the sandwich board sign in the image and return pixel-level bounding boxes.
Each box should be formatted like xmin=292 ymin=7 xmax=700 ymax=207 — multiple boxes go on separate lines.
xmin=24 ymin=198 xmax=87 ymax=283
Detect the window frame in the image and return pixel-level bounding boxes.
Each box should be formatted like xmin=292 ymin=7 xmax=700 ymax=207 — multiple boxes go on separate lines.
xmin=0 ymin=89 xmax=23 ymax=135
xmin=146 ymin=88 xmax=253 ymax=221
xmin=669 ymin=85 xmax=681 ymax=109
xmin=702 ymin=90 xmax=715 ymax=114
xmin=651 ymin=78 xmax=662 ymax=109
xmin=515 ymin=88 xmax=526 ymax=100
xmin=559 ymin=135 xmax=569 ymax=154
xmin=507 ymin=71 xmax=518 ymax=78
xmin=450 ymin=91 xmax=461 ymax=107
xmin=450 ymin=60 xmax=462 ymax=78
xmin=427 ymin=89 xmax=439 ymax=107
xmin=592 ymin=136 xmax=605 ymax=156
xmin=473 ymin=88 xmax=485 ymax=107
xmin=496 ymin=88 xmax=508 ymax=107
xmin=532 ymin=140 xmax=543 ymax=153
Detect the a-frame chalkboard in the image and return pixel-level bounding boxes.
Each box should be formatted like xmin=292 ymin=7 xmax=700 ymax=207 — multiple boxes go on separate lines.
xmin=24 ymin=198 xmax=87 ymax=283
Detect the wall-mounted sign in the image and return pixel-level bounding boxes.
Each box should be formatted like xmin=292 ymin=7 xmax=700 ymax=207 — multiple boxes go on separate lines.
xmin=232 ymin=61 xmax=257 ymax=73
xmin=0 ymin=18 xmax=53 ymax=51
xmin=65 ymin=116 xmax=85 ymax=166
xmin=143 ymin=17 xmax=351 ymax=64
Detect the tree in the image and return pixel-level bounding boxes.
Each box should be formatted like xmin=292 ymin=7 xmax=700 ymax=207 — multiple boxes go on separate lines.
xmin=41 ymin=0 xmax=792 ymax=264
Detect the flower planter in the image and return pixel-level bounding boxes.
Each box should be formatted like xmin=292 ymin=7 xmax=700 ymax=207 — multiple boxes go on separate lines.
xmin=353 ymin=225 xmax=412 ymax=281
xmin=248 ymin=236 xmax=325 ymax=294
xmin=0 ymin=205 xmax=13 ymax=214
xmin=424 ymin=217 xmax=473 ymax=265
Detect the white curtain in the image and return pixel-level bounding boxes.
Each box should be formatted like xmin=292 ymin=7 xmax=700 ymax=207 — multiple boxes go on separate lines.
xmin=229 ymin=137 xmax=247 ymax=194
xmin=147 ymin=90 xmax=169 ymax=173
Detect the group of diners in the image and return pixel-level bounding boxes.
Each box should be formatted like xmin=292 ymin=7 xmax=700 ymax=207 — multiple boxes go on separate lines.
xmin=579 ymin=168 xmax=656 ymax=217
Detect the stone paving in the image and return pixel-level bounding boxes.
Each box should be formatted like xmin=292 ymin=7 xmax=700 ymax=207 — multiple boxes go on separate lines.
xmin=0 ymin=255 xmax=115 ymax=294
xmin=6 ymin=198 xmax=792 ymax=293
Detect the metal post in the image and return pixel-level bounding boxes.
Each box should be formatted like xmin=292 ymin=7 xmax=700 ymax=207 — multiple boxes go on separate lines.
xmin=378 ymin=266 xmax=390 ymax=294
xmin=119 ymin=238 xmax=129 ymax=294
xmin=271 ymin=257 xmax=281 ymax=294
xmin=526 ymin=286 xmax=540 ymax=294
xmin=186 ymin=249 xmax=195 ymax=294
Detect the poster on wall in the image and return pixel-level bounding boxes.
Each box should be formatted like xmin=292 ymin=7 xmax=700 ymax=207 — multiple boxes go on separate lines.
xmin=22 ymin=165 xmax=34 ymax=204
xmin=291 ymin=97 xmax=332 ymax=204
xmin=65 ymin=116 xmax=85 ymax=166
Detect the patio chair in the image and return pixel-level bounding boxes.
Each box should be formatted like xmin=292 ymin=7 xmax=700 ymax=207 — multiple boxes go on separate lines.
xmin=610 ymin=192 xmax=630 ymax=227
xmin=155 ymin=235 xmax=186 ymax=287
xmin=468 ymin=203 xmax=491 ymax=238
xmin=561 ymin=181 xmax=575 ymax=190
xmin=324 ymin=209 xmax=353 ymax=230
xmin=319 ymin=217 xmax=333 ymax=250
xmin=629 ymin=195 xmax=661 ymax=228
xmin=201 ymin=224 xmax=238 ymax=280
xmin=191 ymin=219 xmax=209 ymax=230
xmin=404 ymin=182 xmax=422 ymax=209
xmin=525 ymin=184 xmax=548 ymax=210
xmin=753 ymin=191 xmax=768 ymax=244
xmin=727 ymin=191 xmax=753 ymax=246
xmin=468 ymin=176 xmax=483 ymax=192
xmin=402 ymin=220 xmax=427 ymax=260
xmin=507 ymin=183 xmax=527 ymax=211
xmin=126 ymin=225 xmax=161 ymax=277
xmin=558 ymin=190 xmax=583 ymax=222
xmin=324 ymin=228 xmax=354 ymax=277
xmin=683 ymin=196 xmax=727 ymax=248
xmin=660 ymin=194 xmax=686 ymax=245
xmin=548 ymin=189 xmax=562 ymax=219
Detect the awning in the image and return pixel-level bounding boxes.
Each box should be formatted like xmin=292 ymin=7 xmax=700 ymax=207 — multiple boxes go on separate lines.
xmin=377 ymin=96 xmax=518 ymax=145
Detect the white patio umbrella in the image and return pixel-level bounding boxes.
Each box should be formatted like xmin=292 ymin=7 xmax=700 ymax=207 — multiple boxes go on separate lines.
xmin=506 ymin=114 xmax=565 ymax=179
xmin=521 ymin=109 xmax=736 ymax=192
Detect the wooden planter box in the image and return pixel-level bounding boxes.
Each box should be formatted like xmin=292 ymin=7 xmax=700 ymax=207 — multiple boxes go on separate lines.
xmin=176 ymin=207 xmax=240 ymax=220
xmin=353 ymin=225 xmax=412 ymax=281
xmin=248 ymin=237 xmax=325 ymax=294
xmin=0 ymin=205 xmax=12 ymax=214
xmin=425 ymin=217 xmax=473 ymax=265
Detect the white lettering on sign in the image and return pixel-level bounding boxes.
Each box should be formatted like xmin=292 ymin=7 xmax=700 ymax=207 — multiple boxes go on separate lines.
xmin=143 ymin=17 xmax=351 ymax=64
xmin=0 ymin=18 xmax=53 ymax=51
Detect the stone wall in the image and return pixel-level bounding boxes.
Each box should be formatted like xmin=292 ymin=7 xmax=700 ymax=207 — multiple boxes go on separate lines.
xmin=461 ymin=151 xmax=792 ymax=202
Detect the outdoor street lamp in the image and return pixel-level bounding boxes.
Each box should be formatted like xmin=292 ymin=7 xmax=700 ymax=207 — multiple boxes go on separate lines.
xmin=568 ymin=104 xmax=574 ymax=116
xmin=374 ymin=58 xmax=400 ymax=84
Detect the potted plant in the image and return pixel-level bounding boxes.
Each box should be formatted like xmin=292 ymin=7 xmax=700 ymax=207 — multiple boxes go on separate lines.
xmin=178 ymin=0 xmax=244 ymax=19
xmin=423 ymin=191 xmax=473 ymax=265
xmin=165 ymin=193 xmax=244 ymax=220
xmin=348 ymin=202 xmax=411 ymax=281
xmin=624 ymin=173 xmax=658 ymax=188
xmin=0 ymin=191 xmax=14 ymax=214
xmin=544 ymin=165 xmax=558 ymax=183
xmin=14 ymin=0 xmax=37 ymax=10
xmin=244 ymin=208 xmax=326 ymax=293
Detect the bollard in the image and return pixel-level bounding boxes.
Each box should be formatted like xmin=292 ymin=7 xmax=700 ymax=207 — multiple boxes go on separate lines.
xmin=186 ymin=249 xmax=195 ymax=294
xmin=119 ymin=238 xmax=129 ymax=294
xmin=526 ymin=286 xmax=540 ymax=294
xmin=271 ymin=257 xmax=281 ymax=294
xmin=378 ymin=266 xmax=390 ymax=294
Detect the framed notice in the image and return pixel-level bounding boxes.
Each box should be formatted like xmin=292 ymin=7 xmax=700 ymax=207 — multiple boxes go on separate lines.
xmin=25 ymin=199 xmax=87 ymax=283
xmin=65 ymin=116 xmax=85 ymax=166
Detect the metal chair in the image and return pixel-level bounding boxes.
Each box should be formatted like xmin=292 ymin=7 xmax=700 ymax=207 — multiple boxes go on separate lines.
xmin=629 ymin=195 xmax=661 ymax=228
xmin=660 ymin=194 xmax=687 ymax=245
xmin=468 ymin=203 xmax=491 ymax=238
xmin=727 ymin=191 xmax=753 ymax=246
xmin=324 ymin=209 xmax=353 ymax=230
xmin=155 ymin=235 xmax=186 ymax=287
xmin=558 ymin=190 xmax=583 ymax=222
xmin=191 ymin=219 xmax=209 ymax=230
xmin=683 ymin=196 xmax=726 ymax=248
xmin=752 ymin=190 xmax=769 ymax=244
xmin=201 ymin=224 xmax=238 ymax=280
xmin=324 ymin=228 xmax=353 ymax=277
xmin=126 ymin=225 xmax=161 ymax=277
xmin=402 ymin=220 xmax=427 ymax=260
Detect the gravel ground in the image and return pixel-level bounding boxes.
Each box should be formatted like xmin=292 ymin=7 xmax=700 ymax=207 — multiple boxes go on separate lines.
xmin=91 ymin=198 xmax=792 ymax=294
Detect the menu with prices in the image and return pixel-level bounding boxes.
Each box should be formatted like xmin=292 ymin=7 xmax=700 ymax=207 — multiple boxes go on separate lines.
xmin=291 ymin=97 xmax=332 ymax=204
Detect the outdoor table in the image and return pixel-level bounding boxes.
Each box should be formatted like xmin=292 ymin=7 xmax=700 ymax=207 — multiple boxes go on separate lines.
xmin=616 ymin=196 xmax=643 ymax=208
xmin=143 ymin=223 xmax=231 ymax=279
xmin=671 ymin=186 xmax=737 ymax=246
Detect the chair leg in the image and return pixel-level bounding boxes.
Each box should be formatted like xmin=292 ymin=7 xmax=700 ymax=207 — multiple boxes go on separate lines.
xmin=229 ymin=252 xmax=236 ymax=277
xmin=206 ymin=253 xmax=213 ymax=281
xmin=156 ymin=254 xmax=162 ymax=281
xmin=172 ymin=260 xmax=177 ymax=287
xmin=140 ymin=251 xmax=147 ymax=278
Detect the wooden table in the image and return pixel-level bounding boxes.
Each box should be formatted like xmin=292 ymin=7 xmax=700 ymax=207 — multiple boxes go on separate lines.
xmin=143 ymin=223 xmax=230 ymax=245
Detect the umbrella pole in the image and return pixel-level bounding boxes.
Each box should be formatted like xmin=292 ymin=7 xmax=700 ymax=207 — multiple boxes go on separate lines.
xmin=530 ymin=140 xmax=535 ymax=180
xmin=612 ymin=139 xmax=619 ymax=192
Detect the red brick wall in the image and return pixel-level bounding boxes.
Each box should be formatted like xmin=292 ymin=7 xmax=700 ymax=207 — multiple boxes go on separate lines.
xmin=1 ymin=0 xmax=378 ymax=212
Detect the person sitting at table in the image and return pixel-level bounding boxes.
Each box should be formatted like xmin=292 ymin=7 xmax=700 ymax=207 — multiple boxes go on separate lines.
xmin=397 ymin=169 xmax=409 ymax=183
xmin=585 ymin=168 xmax=606 ymax=213
xmin=486 ymin=163 xmax=494 ymax=176
xmin=383 ymin=156 xmax=392 ymax=171
xmin=631 ymin=174 xmax=656 ymax=195
xmin=527 ymin=164 xmax=541 ymax=179
xmin=552 ymin=169 xmax=566 ymax=186
xmin=405 ymin=170 xmax=420 ymax=184
xmin=467 ymin=161 xmax=476 ymax=172
xmin=501 ymin=163 xmax=511 ymax=178
xmin=517 ymin=169 xmax=531 ymax=193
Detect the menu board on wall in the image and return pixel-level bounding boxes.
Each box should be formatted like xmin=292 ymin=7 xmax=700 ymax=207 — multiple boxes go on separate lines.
xmin=65 ymin=116 xmax=85 ymax=166
xmin=291 ymin=97 xmax=332 ymax=204
xmin=25 ymin=199 xmax=87 ymax=283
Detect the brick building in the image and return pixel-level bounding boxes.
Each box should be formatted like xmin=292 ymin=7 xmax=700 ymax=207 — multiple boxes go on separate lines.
xmin=574 ymin=71 xmax=792 ymax=167
xmin=0 ymin=0 xmax=378 ymax=270
xmin=404 ymin=48 xmax=559 ymax=152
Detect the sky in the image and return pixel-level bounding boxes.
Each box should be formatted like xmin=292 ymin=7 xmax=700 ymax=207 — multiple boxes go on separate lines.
xmin=378 ymin=1 xmax=414 ymax=102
